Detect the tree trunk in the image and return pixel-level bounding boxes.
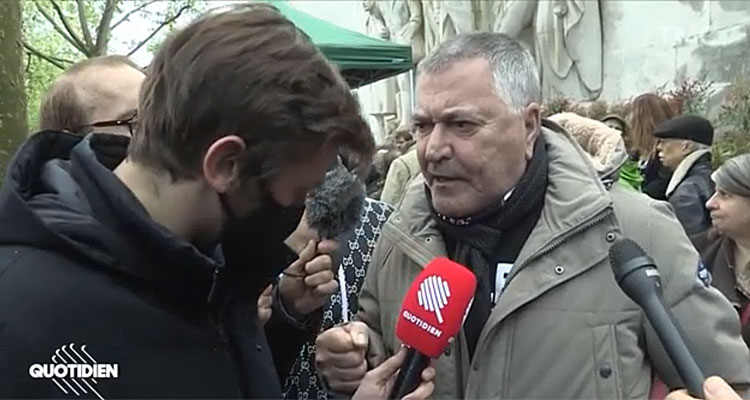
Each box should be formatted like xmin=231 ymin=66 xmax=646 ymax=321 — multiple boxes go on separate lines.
xmin=0 ymin=0 xmax=28 ymax=184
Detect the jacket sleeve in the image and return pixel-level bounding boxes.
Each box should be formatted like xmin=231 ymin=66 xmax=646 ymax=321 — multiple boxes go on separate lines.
xmin=641 ymin=200 xmax=750 ymax=393
xmin=264 ymin=285 xmax=319 ymax=382
xmin=380 ymin=158 xmax=410 ymax=207
xmin=355 ymin=231 xmax=394 ymax=370
xmin=668 ymin=181 xmax=710 ymax=236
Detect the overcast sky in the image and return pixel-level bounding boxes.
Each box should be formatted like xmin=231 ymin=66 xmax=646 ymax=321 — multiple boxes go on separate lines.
xmin=109 ymin=0 xmax=367 ymax=67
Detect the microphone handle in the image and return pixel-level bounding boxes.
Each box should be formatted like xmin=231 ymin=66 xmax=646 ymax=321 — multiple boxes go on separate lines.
xmin=642 ymin=294 xmax=705 ymax=398
xmin=389 ymin=348 xmax=431 ymax=400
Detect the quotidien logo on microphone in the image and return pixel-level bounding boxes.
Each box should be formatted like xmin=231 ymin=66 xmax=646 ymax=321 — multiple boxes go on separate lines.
xmin=401 ymin=275 xmax=452 ymax=338
xmin=28 ymin=343 xmax=116 ymax=400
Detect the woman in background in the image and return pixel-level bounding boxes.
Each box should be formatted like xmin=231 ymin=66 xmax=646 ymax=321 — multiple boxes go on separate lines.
xmin=692 ymin=154 xmax=750 ymax=347
xmin=629 ymin=93 xmax=676 ymax=200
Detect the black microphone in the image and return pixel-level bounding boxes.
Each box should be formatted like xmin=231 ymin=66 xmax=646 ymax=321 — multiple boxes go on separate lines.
xmin=305 ymin=161 xmax=365 ymax=240
xmin=609 ymin=239 xmax=705 ymax=398
xmin=305 ymin=161 xmax=364 ymax=399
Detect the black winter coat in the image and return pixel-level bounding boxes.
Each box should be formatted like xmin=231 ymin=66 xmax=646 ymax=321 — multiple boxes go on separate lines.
xmin=667 ymin=152 xmax=715 ymax=236
xmin=0 ymin=131 xmax=308 ymax=399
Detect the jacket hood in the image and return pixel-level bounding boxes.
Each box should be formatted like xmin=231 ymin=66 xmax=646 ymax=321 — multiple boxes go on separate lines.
xmin=0 ymin=131 xmax=219 ymax=305
xmin=545 ymin=113 xmax=629 ymax=186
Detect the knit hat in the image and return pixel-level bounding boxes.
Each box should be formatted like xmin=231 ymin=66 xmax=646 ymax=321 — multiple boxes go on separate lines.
xmin=653 ymin=115 xmax=714 ymax=146
xmin=600 ymin=114 xmax=627 ymax=131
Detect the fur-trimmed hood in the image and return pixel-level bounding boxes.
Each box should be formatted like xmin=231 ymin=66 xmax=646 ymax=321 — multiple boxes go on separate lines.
xmin=545 ymin=112 xmax=629 ymax=186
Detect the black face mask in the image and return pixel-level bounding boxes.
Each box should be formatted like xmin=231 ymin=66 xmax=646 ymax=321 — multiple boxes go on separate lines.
xmin=218 ymin=191 xmax=305 ymax=294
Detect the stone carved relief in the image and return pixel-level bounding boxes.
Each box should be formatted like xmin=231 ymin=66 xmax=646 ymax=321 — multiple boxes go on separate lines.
xmin=422 ymin=1 xmax=493 ymax=54
xmin=493 ymin=0 xmax=603 ymax=100
xmin=362 ymin=0 xmax=397 ymax=139
xmin=363 ymin=0 xmax=425 ymax=135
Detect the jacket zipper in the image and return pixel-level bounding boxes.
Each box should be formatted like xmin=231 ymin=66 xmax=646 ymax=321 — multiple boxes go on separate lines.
xmin=466 ymin=205 xmax=614 ymax=393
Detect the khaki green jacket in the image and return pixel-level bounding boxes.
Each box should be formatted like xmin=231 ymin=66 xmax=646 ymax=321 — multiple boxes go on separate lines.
xmin=357 ymin=126 xmax=750 ymax=399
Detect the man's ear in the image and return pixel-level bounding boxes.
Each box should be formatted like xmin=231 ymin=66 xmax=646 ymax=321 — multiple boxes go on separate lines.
xmin=523 ymin=103 xmax=542 ymax=160
xmin=203 ymin=135 xmax=247 ymax=194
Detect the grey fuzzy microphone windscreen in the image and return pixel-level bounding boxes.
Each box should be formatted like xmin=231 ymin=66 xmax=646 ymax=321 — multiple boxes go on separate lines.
xmin=305 ymin=163 xmax=365 ymax=239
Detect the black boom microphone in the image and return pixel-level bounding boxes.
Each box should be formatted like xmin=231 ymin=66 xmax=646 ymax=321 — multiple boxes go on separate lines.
xmin=609 ymin=239 xmax=705 ymax=398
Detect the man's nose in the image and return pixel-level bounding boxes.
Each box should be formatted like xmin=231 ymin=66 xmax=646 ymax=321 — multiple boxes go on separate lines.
xmin=424 ymin=124 xmax=452 ymax=162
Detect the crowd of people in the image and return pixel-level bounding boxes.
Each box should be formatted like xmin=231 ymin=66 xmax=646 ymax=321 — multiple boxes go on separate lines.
xmin=0 ymin=3 xmax=748 ymax=400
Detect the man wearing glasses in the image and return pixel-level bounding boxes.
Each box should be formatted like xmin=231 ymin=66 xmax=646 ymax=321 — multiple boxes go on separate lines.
xmin=38 ymin=55 xmax=143 ymax=136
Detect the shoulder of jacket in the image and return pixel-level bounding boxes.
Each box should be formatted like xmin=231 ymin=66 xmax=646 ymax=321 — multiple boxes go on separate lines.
xmin=611 ymin=190 xmax=704 ymax=301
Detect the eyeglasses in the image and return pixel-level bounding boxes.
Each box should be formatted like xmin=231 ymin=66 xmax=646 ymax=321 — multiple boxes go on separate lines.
xmin=71 ymin=113 xmax=138 ymax=136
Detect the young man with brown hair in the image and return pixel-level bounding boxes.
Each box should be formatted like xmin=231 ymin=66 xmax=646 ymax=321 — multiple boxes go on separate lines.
xmin=0 ymin=4 xmax=434 ymax=399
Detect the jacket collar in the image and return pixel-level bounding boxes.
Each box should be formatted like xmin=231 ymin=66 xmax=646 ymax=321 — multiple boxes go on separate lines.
xmin=384 ymin=122 xmax=613 ymax=268
xmin=666 ymin=149 xmax=712 ymax=197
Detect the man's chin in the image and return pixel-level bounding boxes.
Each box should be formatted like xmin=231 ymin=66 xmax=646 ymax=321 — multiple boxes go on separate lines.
xmin=430 ymin=197 xmax=472 ymax=219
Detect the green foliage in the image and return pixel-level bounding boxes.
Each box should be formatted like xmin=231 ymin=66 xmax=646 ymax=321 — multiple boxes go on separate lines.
xmin=665 ymin=77 xmax=714 ymax=117
xmin=541 ymin=96 xmax=585 ymax=118
xmin=712 ymin=78 xmax=750 ymax=167
xmin=542 ymin=96 xmax=629 ymax=122
xmin=22 ymin=0 xmax=203 ymax=131
xmin=23 ymin=1 xmax=85 ymax=130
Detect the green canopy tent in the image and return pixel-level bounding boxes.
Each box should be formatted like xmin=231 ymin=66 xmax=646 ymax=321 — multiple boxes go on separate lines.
xmin=270 ymin=1 xmax=413 ymax=88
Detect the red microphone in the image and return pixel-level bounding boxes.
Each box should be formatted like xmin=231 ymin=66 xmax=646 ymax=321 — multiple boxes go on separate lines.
xmin=389 ymin=257 xmax=477 ymax=399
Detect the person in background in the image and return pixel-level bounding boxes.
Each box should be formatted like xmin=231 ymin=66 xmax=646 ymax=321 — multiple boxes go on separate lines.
xmin=601 ymin=113 xmax=643 ymax=191
xmin=392 ymin=126 xmax=415 ymax=155
xmin=38 ymin=55 xmax=144 ymax=136
xmin=666 ymin=377 xmax=743 ymax=400
xmin=629 ymin=93 xmax=676 ymax=200
xmin=654 ymin=115 xmax=715 ymax=235
xmin=282 ymin=195 xmax=394 ymax=399
xmin=315 ymin=32 xmax=750 ymax=399
xmin=380 ymin=128 xmax=420 ymax=207
xmin=692 ymin=154 xmax=750 ymax=346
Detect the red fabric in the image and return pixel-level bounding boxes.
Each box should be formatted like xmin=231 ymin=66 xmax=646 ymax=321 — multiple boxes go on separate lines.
xmin=741 ymin=302 xmax=750 ymax=327
xmin=649 ymin=375 xmax=669 ymax=400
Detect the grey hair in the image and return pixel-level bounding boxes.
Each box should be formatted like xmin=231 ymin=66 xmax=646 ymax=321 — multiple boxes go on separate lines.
xmin=690 ymin=142 xmax=711 ymax=152
xmin=713 ymin=153 xmax=750 ymax=197
xmin=418 ymin=32 xmax=541 ymax=114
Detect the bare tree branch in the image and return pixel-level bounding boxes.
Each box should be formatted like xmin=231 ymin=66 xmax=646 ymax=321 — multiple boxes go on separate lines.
xmin=111 ymin=0 xmax=158 ymax=31
xmin=34 ymin=1 xmax=89 ymax=55
xmin=94 ymin=0 xmax=118 ymax=56
xmin=75 ymin=0 xmax=94 ymax=49
xmin=127 ymin=4 xmax=190 ymax=56
xmin=49 ymin=0 xmax=89 ymax=54
xmin=21 ymin=40 xmax=71 ymax=70
xmin=25 ymin=52 xmax=33 ymax=74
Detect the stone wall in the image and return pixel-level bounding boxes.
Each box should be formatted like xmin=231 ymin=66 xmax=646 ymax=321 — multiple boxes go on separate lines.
xmin=601 ymin=0 xmax=750 ymax=102
xmin=288 ymin=0 xmax=750 ymax=136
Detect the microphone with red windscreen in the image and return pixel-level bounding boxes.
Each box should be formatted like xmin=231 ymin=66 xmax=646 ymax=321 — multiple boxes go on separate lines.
xmin=389 ymin=257 xmax=477 ymax=399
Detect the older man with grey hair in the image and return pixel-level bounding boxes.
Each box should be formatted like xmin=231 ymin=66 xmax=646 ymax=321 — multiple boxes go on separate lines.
xmin=314 ymin=32 xmax=750 ymax=398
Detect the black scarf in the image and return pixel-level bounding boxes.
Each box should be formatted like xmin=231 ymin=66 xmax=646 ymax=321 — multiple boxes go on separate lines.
xmin=429 ymin=136 xmax=548 ymax=359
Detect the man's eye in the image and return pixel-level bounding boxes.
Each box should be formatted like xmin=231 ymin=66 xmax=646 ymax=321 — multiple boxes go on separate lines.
xmin=413 ymin=122 xmax=432 ymax=136
xmin=448 ymin=120 xmax=475 ymax=134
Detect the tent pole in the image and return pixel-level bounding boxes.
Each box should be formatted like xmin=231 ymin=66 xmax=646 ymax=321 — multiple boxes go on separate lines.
xmin=409 ymin=68 xmax=416 ymax=116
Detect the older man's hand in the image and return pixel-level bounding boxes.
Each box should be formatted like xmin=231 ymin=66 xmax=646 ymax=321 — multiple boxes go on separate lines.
xmin=278 ymin=239 xmax=338 ymax=317
xmin=316 ymin=321 xmax=370 ymax=393
xmin=352 ymin=347 xmax=436 ymax=400
xmin=665 ymin=377 xmax=742 ymax=400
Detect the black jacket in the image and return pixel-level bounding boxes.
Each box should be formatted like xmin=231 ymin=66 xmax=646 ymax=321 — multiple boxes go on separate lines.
xmin=642 ymin=155 xmax=671 ymax=201
xmin=667 ymin=152 xmax=715 ymax=236
xmin=0 ymin=131 xmax=307 ymax=399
